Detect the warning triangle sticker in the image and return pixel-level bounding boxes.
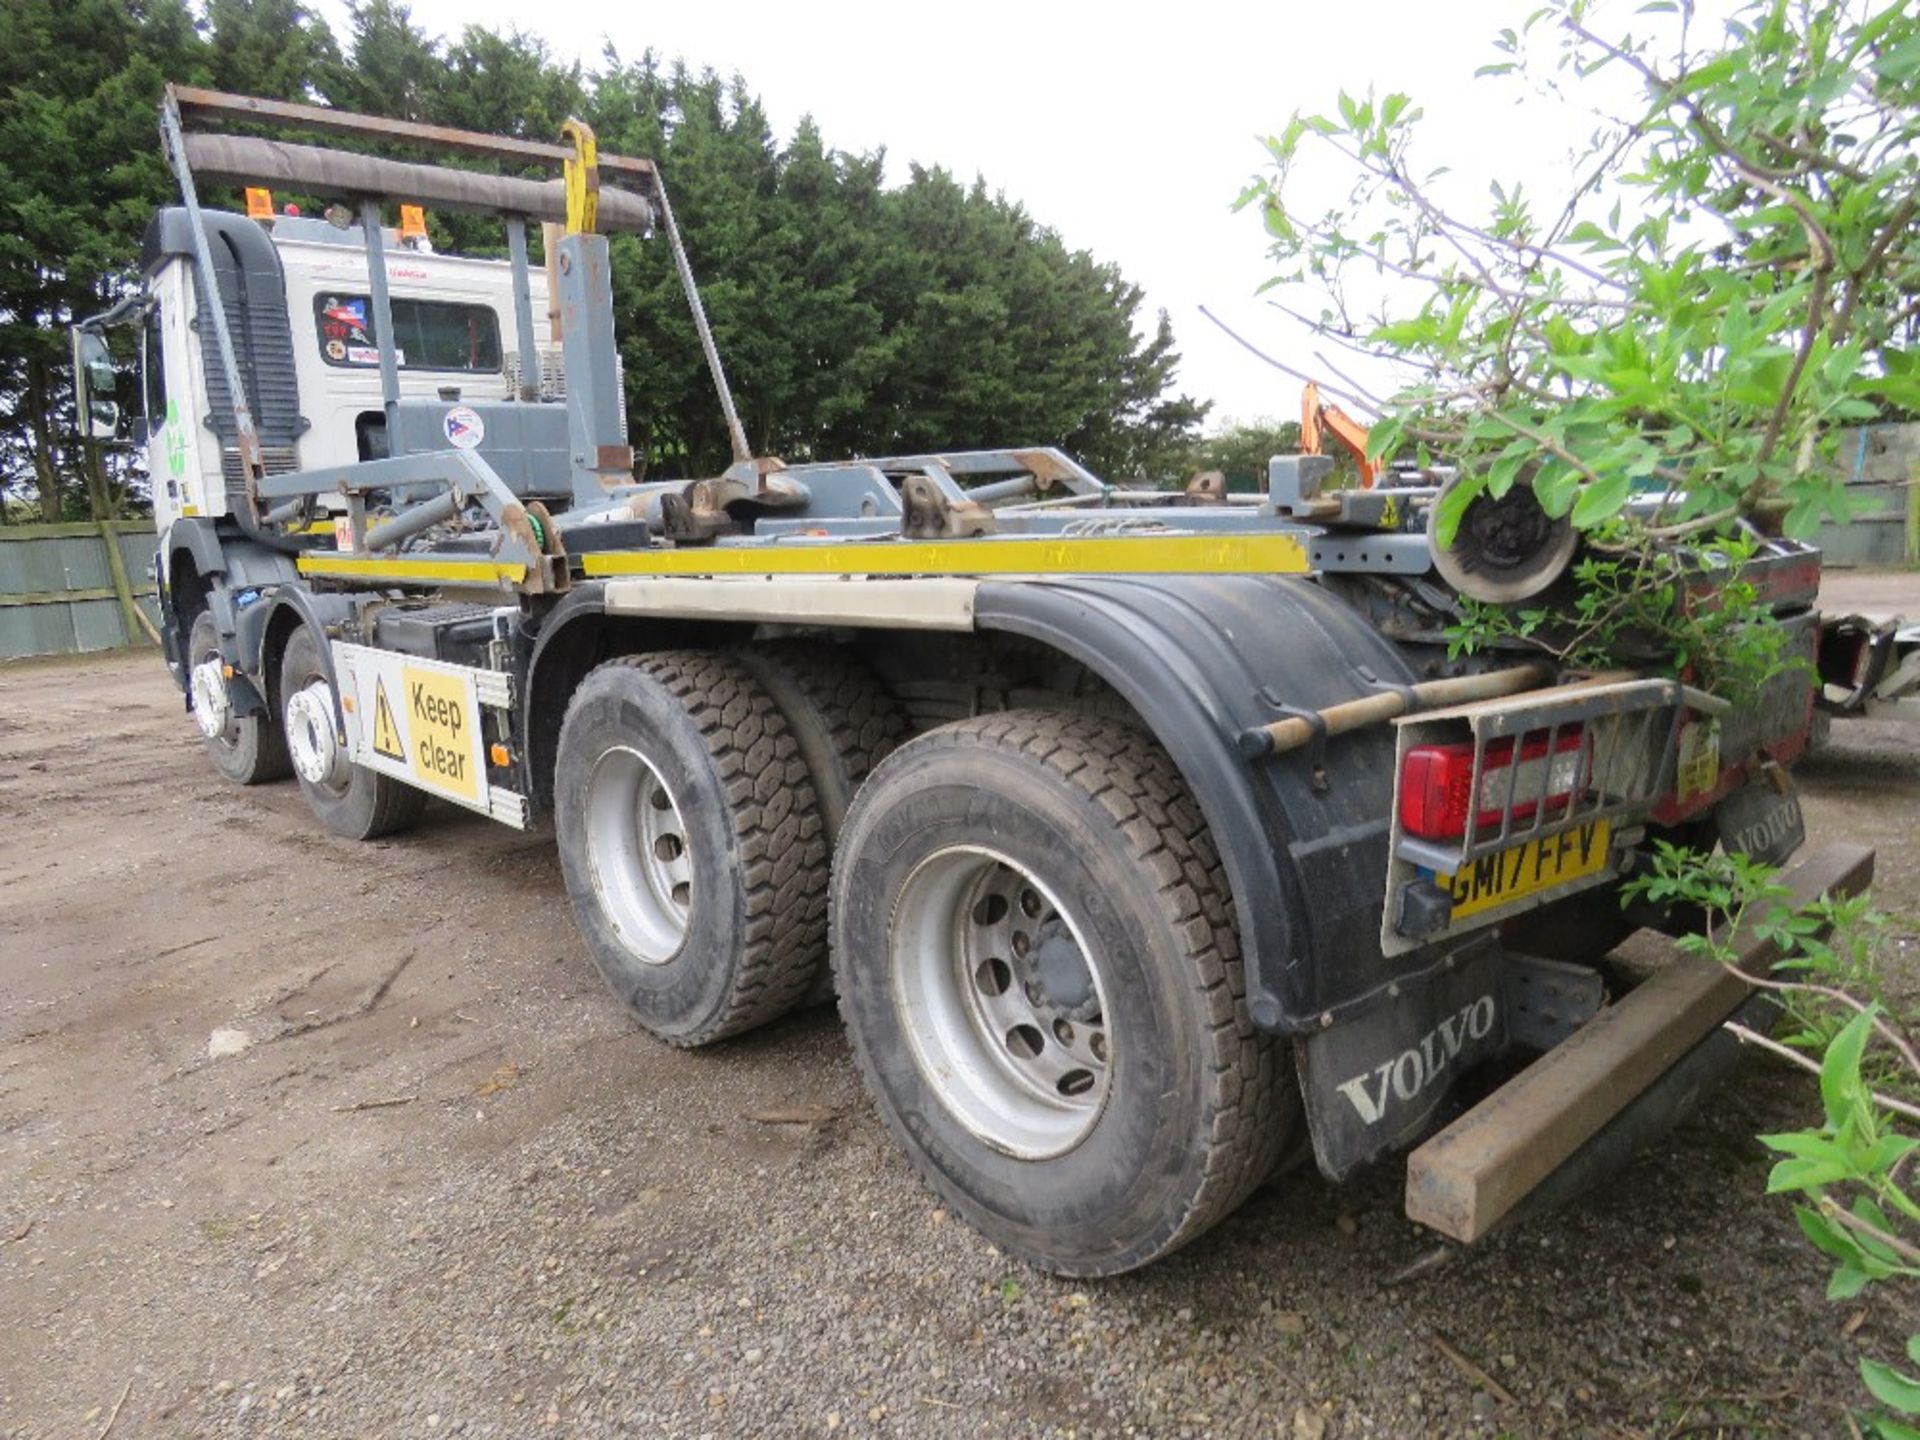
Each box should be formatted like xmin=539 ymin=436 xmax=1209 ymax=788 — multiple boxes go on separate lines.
xmin=371 ymin=679 xmax=405 ymax=761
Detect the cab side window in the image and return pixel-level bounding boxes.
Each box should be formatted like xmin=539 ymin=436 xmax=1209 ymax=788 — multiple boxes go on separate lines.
xmin=137 ymin=302 xmax=168 ymax=443
xmin=313 ymin=294 xmax=502 ymax=373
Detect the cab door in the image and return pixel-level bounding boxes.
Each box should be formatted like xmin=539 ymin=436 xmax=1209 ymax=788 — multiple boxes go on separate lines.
xmin=145 ymin=260 xmax=221 ymax=526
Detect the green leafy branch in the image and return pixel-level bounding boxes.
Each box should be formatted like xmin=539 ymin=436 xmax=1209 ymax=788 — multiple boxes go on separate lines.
xmin=1242 ymin=0 xmax=1920 ymax=548
xmin=1625 ymin=842 xmax=1920 ymax=1437
xmin=1444 ymin=526 xmax=1798 ymax=696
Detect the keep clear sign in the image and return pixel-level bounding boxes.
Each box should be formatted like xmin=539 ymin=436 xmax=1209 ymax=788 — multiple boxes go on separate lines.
xmin=403 ymin=665 xmax=478 ymax=800
xmin=334 ymin=643 xmax=488 ymax=811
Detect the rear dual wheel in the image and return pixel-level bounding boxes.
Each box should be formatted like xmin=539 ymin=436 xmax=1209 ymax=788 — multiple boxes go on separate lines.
xmin=553 ymin=651 xmax=832 ymax=1046
xmin=734 ymin=642 xmax=906 ymax=850
xmin=831 ymin=710 xmax=1294 ymax=1276
xmin=736 ymin=642 xmax=906 ymax=1002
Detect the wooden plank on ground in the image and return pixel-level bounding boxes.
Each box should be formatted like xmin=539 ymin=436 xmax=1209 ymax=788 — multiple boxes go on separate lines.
xmin=1405 ymin=841 xmax=1875 ymax=1244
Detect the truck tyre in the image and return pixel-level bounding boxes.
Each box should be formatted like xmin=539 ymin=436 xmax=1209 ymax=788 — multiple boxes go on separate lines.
xmin=734 ymin=642 xmax=906 ymax=847
xmin=553 ymin=651 xmax=828 ymax=1046
xmin=280 ymin=626 xmax=425 ymax=840
xmin=188 ymin=610 xmax=291 ymax=784
xmin=831 ymin=709 xmax=1293 ymax=1276
xmin=736 ymin=642 xmax=907 ymax=1002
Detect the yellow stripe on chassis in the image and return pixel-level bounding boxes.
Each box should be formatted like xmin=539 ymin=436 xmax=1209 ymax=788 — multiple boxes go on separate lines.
xmin=581 ymin=531 xmax=1311 ymax=578
xmin=297 ymin=554 xmax=528 ymax=586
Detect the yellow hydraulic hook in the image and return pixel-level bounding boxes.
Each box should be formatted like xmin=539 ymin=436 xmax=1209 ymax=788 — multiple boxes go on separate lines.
xmin=560 ymin=117 xmax=599 ymax=235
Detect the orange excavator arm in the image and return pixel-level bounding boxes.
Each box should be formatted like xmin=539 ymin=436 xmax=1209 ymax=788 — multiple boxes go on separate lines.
xmin=1300 ymin=382 xmax=1379 ymax=488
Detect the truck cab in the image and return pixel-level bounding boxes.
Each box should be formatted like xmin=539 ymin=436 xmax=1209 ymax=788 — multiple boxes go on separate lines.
xmin=121 ymin=205 xmax=557 ymax=531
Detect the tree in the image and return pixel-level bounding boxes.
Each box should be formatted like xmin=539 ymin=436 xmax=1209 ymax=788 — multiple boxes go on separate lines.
xmin=1068 ymin=308 xmax=1211 ymax=483
xmin=761 ymin=117 xmax=894 ymax=460
xmin=585 ymin=52 xmax=1207 ymax=478
xmin=1189 ymin=418 xmax=1305 ymax=492
xmin=0 ymin=9 xmax=1207 ymax=510
xmin=321 ymin=0 xmax=440 ymax=123
xmin=431 ymin=25 xmax=585 ymax=141
xmin=1247 ymin=7 xmax=1918 ymax=1428
xmin=589 ymin=54 xmax=794 ymax=475
xmin=0 ymin=0 xmax=208 ymax=520
xmin=1626 ymin=845 xmax=1920 ymax=1439
xmin=852 ymin=166 xmax=1207 ymax=478
xmin=202 ymin=0 xmax=338 ymax=102
xmin=1244 ymin=0 xmax=1917 ymax=552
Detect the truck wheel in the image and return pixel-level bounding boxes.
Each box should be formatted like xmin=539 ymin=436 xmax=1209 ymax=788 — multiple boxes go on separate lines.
xmin=736 ymin=642 xmax=907 ymax=1002
xmin=831 ymin=709 xmax=1293 ymax=1276
xmin=280 ymin=626 xmax=425 ymax=840
xmin=188 ymin=610 xmax=290 ymax=784
xmin=735 ymin=642 xmax=906 ymax=846
xmin=553 ymin=651 xmax=828 ymax=1046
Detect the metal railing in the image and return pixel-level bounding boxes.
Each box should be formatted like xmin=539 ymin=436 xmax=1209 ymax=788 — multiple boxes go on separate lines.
xmin=1394 ymin=677 xmax=1702 ymax=874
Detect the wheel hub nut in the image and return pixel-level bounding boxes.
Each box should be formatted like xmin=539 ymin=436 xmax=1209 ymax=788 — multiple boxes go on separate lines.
xmin=1030 ymin=918 xmax=1098 ymax=1020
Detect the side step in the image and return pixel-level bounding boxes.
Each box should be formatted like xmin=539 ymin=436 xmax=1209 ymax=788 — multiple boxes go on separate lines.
xmin=1405 ymin=841 xmax=1876 ymax=1244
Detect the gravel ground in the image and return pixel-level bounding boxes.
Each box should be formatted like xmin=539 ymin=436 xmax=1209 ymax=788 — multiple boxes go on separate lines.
xmin=1 ymin=609 xmax=1917 ymax=1439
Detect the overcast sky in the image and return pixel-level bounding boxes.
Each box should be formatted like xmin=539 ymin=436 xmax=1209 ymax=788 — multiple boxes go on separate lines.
xmin=308 ymin=0 xmax=1588 ymax=431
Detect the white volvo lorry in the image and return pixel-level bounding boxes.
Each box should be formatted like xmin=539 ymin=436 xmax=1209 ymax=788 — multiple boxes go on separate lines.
xmin=71 ymin=85 xmax=1868 ymax=1276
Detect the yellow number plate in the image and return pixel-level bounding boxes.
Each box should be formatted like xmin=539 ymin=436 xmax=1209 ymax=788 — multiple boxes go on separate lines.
xmin=1437 ymin=819 xmax=1613 ymax=921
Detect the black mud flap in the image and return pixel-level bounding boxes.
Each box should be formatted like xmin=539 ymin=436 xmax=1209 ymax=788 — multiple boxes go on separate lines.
xmin=1298 ymin=946 xmax=1509 ymax=1180
xmin=1715 ymin=778 xmax=1806 ymax=866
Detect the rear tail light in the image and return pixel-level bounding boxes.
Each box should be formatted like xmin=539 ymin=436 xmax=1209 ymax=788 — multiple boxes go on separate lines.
xmin=1399 ymin=725 xmax=1590 ymax=841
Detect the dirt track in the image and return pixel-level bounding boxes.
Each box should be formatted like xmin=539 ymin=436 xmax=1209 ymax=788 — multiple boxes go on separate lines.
xmin=1 ymin=611 xmax=1917 ymax=1438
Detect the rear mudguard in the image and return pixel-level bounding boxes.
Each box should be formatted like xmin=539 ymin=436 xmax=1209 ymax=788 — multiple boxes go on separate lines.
xmin=973 ymin=575 xmax=1421 ymax=1038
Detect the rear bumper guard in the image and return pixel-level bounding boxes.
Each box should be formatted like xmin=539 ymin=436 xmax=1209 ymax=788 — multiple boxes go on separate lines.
xmin=1403 ymin=841 xmax=1875 ymax=1244
xmin=1383 ymin=676 xmax=1722 ymax=957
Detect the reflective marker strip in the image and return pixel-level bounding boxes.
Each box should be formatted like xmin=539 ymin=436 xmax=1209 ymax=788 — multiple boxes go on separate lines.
xmin=581 ymin=532 xmax=1311 ymax=578
xmin=297 ymin=533 xmax=1313 ymax=587
xmin=296 ymin=555 xmax=527 ymax=585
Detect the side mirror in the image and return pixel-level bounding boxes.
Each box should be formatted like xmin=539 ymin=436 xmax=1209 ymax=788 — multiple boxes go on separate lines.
xmin=72 ymin=330 xmax=120 ymax=439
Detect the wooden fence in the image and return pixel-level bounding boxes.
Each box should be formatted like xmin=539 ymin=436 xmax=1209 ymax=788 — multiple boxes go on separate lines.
xmin=1818 ymin=423 xmax=1920 ymax=569
xmin=0 ymin=520 xmax=162 ymax=660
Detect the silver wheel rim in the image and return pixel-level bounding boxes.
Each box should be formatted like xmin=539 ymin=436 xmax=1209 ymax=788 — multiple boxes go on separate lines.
xmin=190 ymin=657 xmax=232 ymax=742
xmin=891 ymin=845 xmax=1112 ymax=1160
xmin=585 ymin=745 xmax=693 ymax=964
xmin=286 ymin=681 xmax=346 ymax=789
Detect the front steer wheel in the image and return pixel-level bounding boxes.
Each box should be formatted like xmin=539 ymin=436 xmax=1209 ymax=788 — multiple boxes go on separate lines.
xmin=553 ymin=651 xmax=829 ymax=1047
xmin=188 ymin=610 xmax=290 ymax=785
xmin=830 ymin=709 xmax=1296 ymax=1276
